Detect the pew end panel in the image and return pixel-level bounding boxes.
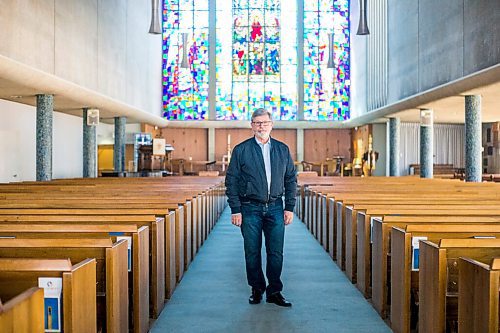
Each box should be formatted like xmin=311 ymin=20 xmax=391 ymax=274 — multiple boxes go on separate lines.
xmin=458 ymin=257 xmax=499 ymax=333
xmin=191 ymin=196 xmax=199 ymax=258
xmin=165 ymin=212 xmax=177 ymax=299
xmin=390 ymin=227 xmax=412 ymax=333
xmin=371 ymin=218 xmax=391 ymax=319
xmin=356 ymin=211 xmax=372 ymax=298
xmin=335 ymin=201 xmax=346 ymax=270
xmin=0 ymin=287 xmax=44 ymax=333
xmin=328 ymin=198 xmax=336 ymax=260
xmin=152 ymin=217 xmax=165 ymax=317
xmin=133 ymin=226 xmax=150 ymax=333
xmin=183 ymin=201 xmax=192 ymax=271
xmin=344 ymin=205 xmax=359 ymax=284
xmin=105 ymin=239 xmax=129 ymax=333
xmin=321 ymin=195 xmax=328 ymax=251
xmin=418 ymin=240 xmax=447 ymax=333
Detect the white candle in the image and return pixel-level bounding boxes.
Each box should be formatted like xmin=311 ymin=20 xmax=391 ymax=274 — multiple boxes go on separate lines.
xmin=227 ymin=134 xmax=231 ymax=146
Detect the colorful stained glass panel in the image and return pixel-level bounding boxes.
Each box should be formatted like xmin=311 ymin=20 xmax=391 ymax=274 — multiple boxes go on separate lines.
xmin=163 ymin=0 xmax=348 ymax=122
xmin=303 ymin=0 xmax=350 ymax=121
xmin=162 ymin=0 xmax=209 ymax=120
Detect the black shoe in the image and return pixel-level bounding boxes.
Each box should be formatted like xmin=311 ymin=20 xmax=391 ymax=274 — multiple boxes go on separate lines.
xmin=249 ymin=289 xmax=263 ymax=304
xmin=266 ymin=292 xmax=292 ymax=307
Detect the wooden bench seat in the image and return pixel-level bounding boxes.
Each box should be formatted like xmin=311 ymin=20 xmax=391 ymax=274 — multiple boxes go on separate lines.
xmin=305 ymin=186 xmax=500 ymax=260
xmin=0 ymin=238 xmax=129 ymax=333
xmin=338 ymin=203 xmax=500 ymax=290
xmin=297 ymin=177 xmax=500 ymax=329
xmin=390 ymin=225 xmax=500 ymax=333
xmin=368 ymin=213 xmax=500 ymax=318
xmin=0 ymin=198 xmax=193 ymax=283
xmin=0 ymin=177 xmax=227 ymax=325
xmin=0 ymin=287 xmax=44 ymax=333
xmin=0 ymin=258 xmax=96 ymax=333
xmin=0 ymin=214 xmax=166 ymax=317
xmin=0 ymin=224 xmax=150 ymax=332
xmin=0 ymin=208 xmax=179 ymax=300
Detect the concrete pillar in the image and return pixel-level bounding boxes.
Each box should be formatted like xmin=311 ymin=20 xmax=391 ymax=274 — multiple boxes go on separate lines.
xmin=114 ymin=116 xmax=126 ymax=172
xmin=465 ymin=95 xmax=482 ymax=182
xmin=420 ymin=109 xmax=433 ymax=178
xmin=389 ymin=117 xmax=400 ymax=176
xmin=36 ymin=94 xmax=53 ymax=181
xmin=83 ymin=108 xmax=97 ymax=178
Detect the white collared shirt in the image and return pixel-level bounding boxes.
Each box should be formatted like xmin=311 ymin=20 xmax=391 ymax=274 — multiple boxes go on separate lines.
xmin=255 ymin=137 xmax=271 ymax=194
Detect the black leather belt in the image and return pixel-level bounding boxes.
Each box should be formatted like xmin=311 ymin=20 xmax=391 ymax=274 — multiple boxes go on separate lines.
xmin=241 ymin=197 xmax=282 ymax=205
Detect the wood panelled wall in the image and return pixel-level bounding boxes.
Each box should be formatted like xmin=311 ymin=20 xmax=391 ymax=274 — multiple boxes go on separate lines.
xmin=213 ymin=129 xmax=296 ymax=161
xmin=271 ymin=130 xmax=297 ymax=161
xmin=215 ymin=128 xmax=254 ymax=162
xmin=303 ymin=129 xmax=352 ymax=162
xmin=159 ymin=128 xmax=208 ymax=161
xmin=151 ymin=127 xmax=351 ymax=164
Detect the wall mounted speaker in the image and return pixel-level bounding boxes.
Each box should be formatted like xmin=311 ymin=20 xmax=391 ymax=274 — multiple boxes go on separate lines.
xmin=87 ymin=109 xmax=99 ymax=126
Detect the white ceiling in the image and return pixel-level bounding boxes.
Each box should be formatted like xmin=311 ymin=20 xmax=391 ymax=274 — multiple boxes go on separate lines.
xmin=386 ymin=81 xmax=500 ymax=124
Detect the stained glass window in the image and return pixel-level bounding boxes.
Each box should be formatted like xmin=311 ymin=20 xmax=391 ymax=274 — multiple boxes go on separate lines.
xmin=304 ymin=0 xmax=350 ymax=120
xmin=216 ymin=0 xmax=297 ymax=120
xmin=162 ymin=0 xmax=209 ymax=120
xmin=162 ymin=0 xmax=349 ymax=122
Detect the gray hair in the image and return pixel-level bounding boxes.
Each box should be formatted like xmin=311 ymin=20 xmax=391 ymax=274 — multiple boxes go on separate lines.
xmin=251 ymin=108 xmax=272 ymax=121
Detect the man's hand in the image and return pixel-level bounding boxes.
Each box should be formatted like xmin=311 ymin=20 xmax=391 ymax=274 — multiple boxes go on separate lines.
xmin=284 ymin=210 xmax=294 ymax=225
xmin=231 ymin=213 xmax=242 ymax=227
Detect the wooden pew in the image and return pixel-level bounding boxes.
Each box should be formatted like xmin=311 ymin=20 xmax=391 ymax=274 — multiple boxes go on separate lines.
xmin=345 ymin=203 xmax=500 ymax=284
xmin=356 ymin=206 xmax=500 ymax=318
xmin=0 ymin=224 xmax=149 ymax=333
xmin=458 ymin=257 xmax=500 ymax=333
xmin=0 ymin=199 xmax=189 ymax=283
xmin=0 ymin=214 xmax=165 ymax=318
xmin=0 ymin=177 xmax=224 ymax=303
xmin=419 ymin=239 xmax=500 ymax=332
xmin=0 ymin=258 xmax=96 ymax=333
xmin=0 ymin=238 xmax=128 ymax=333
xmin=368 ymin=213 xmax=500 ymax=318
xmin=0 ymin=287 xmax=44 ymax=333
xmin=390 ymin=225 xmax=500 ymax=333
xmin=0 ymin=208 xmax=177 ymax=302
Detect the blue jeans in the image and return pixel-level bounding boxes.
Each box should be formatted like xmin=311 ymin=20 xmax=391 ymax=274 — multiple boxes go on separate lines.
xmin=240 ymin=198 xmax=285 ymax=295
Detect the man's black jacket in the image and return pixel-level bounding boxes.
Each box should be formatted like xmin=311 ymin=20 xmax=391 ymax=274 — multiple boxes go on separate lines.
xmin=225 ymin=137 xmax=297 ymax=214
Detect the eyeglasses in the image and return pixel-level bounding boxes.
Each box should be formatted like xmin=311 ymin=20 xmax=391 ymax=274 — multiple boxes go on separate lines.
xmin=251 ymin=121 xmax=272 ymax=127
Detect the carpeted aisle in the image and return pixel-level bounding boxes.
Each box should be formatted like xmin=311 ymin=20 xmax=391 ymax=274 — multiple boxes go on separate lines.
xmin=150 ymin=207 xmax=391 ymax=333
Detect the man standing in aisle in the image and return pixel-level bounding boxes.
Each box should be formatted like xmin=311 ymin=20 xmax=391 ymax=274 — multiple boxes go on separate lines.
xmin=225 ymin=108 xmax=297 ymax=307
